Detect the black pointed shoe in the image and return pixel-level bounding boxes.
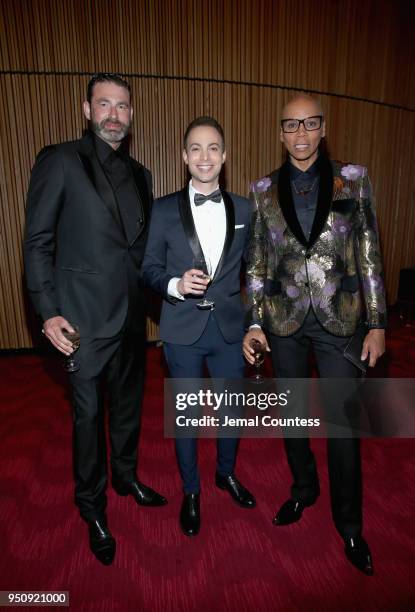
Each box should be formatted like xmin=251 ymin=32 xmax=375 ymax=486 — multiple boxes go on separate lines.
xmin=272 ymin=498 xmax=313 ymax=525
xmin=215 ymin=473 xmax=256 ymax=508
xmin=180 ymin=493 xmax=200 ymax=537
xmin=113 ymin=478 xmax=167 ymax=507
xmin=344 ymin=536 xmax=374 ymax=575
xmin=88 ymin=518 xmax=116 ymax=566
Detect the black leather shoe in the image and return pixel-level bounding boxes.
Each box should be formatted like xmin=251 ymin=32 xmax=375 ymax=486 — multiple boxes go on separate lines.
xmin=113 ymin=478 xmax=167 ymax=506
xmin=88 ymin=518 xmax=116 ymax=566
xmin=215 ymin=473 xmax=256 ymax=508
xmin=344 ymin=536 xmax=374 ymax=575
xmin=180 ymin=493 xmax=200 ymax=536
xmin=272 ymin=498 xmax=314 ymax=525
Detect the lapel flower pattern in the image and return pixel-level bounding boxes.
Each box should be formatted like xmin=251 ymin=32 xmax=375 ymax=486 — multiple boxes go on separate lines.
xmin=251 ymin=177 xmax=272 ymax=193
xmin=341 ymin=164 xmax=365 ymax=181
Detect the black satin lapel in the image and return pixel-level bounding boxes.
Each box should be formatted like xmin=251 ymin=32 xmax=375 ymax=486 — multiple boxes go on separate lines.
xmin=211 ymin=190 xmax=235 ymax=283
xmin=277 ymin=161 xmax=308 ymax=247
xmin=307 ymin=155 xmax=333 ymax=248
xmin=178 ymin=188 xmax=205 ymax=262
xmin=125 ymin=159 xmax=148 ymax=245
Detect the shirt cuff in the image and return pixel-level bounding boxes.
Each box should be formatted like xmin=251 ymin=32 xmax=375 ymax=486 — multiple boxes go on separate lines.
xmin=167 ymin=277 xmax=185 ymax=300
xmin=249 ymin=324 xmax=261 ymax=329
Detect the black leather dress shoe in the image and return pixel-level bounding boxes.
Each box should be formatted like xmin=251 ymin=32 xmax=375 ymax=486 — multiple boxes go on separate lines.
xmin=180 ymin=493 xmax=200 ymax=536
xmin=88 ymin=518 xmax=116 ymax=566
xmin=113 ymin=479 xmax=167 ymax=506
xmin=344 ymin=536 xmax=374 ymax=575
xmin=272 ymin=498 xmax=314 ymax=525
xmin=215 ymin=473 xmax=256 ymax=508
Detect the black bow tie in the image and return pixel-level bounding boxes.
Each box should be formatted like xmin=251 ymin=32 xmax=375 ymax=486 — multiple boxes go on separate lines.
xmin=194 ymin=189 xmax=222 ymax=206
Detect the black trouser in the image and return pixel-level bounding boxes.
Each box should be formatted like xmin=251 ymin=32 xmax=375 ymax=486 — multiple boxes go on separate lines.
xmin=268 ymin=309 xmax=362 ymax=539
xmin=69 ymin=322 xmax=145 ymax=522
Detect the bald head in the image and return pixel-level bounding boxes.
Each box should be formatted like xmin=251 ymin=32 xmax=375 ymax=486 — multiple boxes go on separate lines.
xmin=280 ymin=94 xmax=325 ymax=171
xmin=282 ymin=94 xmax=323 ymax=119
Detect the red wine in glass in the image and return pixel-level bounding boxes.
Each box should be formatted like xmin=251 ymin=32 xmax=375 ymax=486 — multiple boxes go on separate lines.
xmin=250 ymin=338 xmax=265 ymax=382
xmin=62 ymin=324 xmax=80 ymax=373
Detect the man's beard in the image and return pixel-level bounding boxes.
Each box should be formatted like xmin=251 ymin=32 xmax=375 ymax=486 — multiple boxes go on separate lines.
xmin=91 ymin=117 xmax=130 ymax=144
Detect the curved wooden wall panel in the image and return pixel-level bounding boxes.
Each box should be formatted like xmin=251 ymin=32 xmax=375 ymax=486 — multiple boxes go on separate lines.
xmin=0 ymin=0 xmax=414 ymax=348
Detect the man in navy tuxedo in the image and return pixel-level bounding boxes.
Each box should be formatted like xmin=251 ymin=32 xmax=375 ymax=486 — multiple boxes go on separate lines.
xmin=142 ymin=116 xmax=256 ymax=536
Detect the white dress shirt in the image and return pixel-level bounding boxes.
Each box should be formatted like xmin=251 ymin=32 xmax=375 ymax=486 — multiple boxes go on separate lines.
xmin=168 ymin=180 xmax=226 ymax=299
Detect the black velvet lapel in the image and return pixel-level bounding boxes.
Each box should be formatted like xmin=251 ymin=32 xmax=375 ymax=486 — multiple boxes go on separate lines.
xmin=307 ymin=155 xmax=333 ymax=248
xmin=276 ymin=156 xmax=334 ymax=249
xmin=178 ymin=187 xmax=205 ymax=262
xmin=211 ymin=189 xmax=235 ymax=284
xmin=277 ymin=161 xmax=308 ymax=247
xmin=76 ymin=135 xmax=125 ymax=236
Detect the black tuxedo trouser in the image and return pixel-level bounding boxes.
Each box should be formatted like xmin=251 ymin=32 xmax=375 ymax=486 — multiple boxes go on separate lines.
xmin=268 ymin=309 xmax=362 ymax=539
xmin=69 ymin=320 xmax=145 ymax=522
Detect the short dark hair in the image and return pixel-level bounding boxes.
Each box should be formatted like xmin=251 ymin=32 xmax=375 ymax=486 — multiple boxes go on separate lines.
xmin=184 ymin=116 xmax=225 ymax=149
xmin=87 ymin=73 xmax=131 ymax=103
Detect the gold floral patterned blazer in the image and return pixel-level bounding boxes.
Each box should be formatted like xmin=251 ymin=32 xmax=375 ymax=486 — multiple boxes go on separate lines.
xmin=246 ymin=156 xmax=387 ymax=337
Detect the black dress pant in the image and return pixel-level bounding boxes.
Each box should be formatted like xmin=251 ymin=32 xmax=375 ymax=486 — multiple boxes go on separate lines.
xmin=268 ymin=309 xmax=362 ymax=539
xmin=69 ymin=320 xmax=145 ymax=522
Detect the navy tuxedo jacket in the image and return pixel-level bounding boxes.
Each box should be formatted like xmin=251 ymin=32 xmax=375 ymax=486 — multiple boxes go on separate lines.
xmin=142 ymin=188 xmax=250 ymax=345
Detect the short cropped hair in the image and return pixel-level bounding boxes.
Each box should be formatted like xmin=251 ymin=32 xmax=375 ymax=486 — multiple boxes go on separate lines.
xmin=184 ymin=116 xmax=225 ymax=149
xmin=87 ymin=73 xmax=131 ymax=103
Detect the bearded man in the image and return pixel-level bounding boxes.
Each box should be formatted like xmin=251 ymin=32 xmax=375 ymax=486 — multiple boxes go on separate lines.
xmin=24 ymin=73 xmax=167 ymax=566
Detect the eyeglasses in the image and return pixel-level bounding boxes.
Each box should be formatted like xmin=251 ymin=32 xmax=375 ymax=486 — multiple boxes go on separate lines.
xmin=281 ymin=115 xmax=323 ymax=133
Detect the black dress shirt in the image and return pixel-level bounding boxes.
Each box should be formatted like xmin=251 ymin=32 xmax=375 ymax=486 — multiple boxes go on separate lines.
xmin=289 ymin=158 xmax=320 ymax=240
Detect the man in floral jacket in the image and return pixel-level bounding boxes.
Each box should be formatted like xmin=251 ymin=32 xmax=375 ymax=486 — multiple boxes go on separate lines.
xmin=243 ymin=94 xmax=386 ymax=575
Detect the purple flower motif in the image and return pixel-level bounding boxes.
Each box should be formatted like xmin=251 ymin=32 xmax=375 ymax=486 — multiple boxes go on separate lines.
xmin=362 ymin=275 xmax=385 ymax=298
xmin=253 ymin=177 xmax=272 ymax=193
xmin=294 ymin=297 xmax=311 ymax=312
xmin=247 ymin=278 xmax=264 ymax=293
xmin=332 ymin=218 xmax=351 ymax=235
xmin=294 ymin=266 xmax=307 ymax=284
xmin=360 ymin=186 xmax=370 ymax=199
xmin=313 ymin=295 xmax=331 ymax=311
xmin=270 ymin=226 xmax=284 ymax=243
xmin=286 ymin=285 xmax=300 ymax=299
xmin=322 ymin=282 xmax=337 ymax=296
xmin=306 ymin=262 xmax=325 ymax=285
xmin=341 ymin=164 xmax=365 ymax=181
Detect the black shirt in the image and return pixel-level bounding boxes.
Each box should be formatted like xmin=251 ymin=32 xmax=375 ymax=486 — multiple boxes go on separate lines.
xmin=289 ymin=158 xmax=320 ymax=240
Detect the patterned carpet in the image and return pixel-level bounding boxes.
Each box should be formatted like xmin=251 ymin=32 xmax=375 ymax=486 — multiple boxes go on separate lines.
xmin=0 ymin=315 xmax=414 ymax=611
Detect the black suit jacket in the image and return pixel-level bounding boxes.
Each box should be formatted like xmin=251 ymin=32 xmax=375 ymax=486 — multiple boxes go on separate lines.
xmin=23 ymin=133 xmax=152 ymax=338
xmin=142 ymin=187 xmax=250 ymax=345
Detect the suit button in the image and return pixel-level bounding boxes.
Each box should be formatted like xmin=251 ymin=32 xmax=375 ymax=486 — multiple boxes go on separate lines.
xmin=304 ymin=282 xmax=309 ymax=288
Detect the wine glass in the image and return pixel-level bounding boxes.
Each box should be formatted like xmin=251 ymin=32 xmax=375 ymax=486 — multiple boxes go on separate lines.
xmin=193 ymin=257 xmax=214 ymax=310
xmin=62 ymin=324 xmax=81 ymax=373
xmin=250 ymin=338 xmax=266 ymax=383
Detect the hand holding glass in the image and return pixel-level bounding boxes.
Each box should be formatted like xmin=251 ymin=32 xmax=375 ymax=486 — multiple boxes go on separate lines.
xmin=62 ymin=324 xmax=80 ymax=372
xmin=249 ymin=338 xmax=266 ymax=382
xmin=192 ymin=257 xmax=214 ymax=309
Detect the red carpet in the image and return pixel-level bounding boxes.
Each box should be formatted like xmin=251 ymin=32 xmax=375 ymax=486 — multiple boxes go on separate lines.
xmin=0 ymin=313 xmax=414 ymax=611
